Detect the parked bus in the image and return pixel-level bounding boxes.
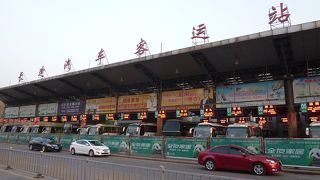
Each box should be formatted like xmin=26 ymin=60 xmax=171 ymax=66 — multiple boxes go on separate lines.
xmin=0 ymin=124 xmax=13 ymax=133
xmin=88 ymin=124 xmax=123 ymax=136
xmin=306 ymin=122 xmax=320 ymax=138
xmin=63 ymin=122 xmax=80 ymax=134
xmin=162 ymin=119 xmax=197 ymax=136
xmin=226 ymin=122 xmax=262 ymax=138
xmin=125 ymin=123 xmax=157 ymax=136
xmin=190 ymin=122 xmax=227 ymax=138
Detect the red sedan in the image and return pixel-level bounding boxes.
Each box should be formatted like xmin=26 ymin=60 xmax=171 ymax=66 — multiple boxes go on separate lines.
xmin=198 ymin=144 xmax=282 ymax=175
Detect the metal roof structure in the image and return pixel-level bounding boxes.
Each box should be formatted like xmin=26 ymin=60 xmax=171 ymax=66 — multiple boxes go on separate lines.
xmin=1 ymin=20 xmax=320 ymax=106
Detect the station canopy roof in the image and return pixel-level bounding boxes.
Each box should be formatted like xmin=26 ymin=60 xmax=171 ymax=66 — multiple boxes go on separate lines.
xmin=1 ymin=21 xmax=320 ymax=106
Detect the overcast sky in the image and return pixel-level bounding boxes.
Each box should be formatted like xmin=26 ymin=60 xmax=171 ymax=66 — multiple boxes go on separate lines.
xmin=0 ymin=0 xmax=319 ymax=88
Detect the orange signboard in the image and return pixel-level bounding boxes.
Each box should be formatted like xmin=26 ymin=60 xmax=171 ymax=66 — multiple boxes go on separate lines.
xmin=86 ymin=97 xmax=117 ymax=114
xmin=118 ymin=93 xmax=157 ymax=112
xmin=161 ymin=88 xmax=214 ymax=110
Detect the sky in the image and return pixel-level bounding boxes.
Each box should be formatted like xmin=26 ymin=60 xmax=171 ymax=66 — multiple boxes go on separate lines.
xmin=0 ymin=0 xmax=319 ymax=88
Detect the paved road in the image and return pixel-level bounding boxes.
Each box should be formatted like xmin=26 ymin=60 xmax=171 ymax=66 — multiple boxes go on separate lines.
xmin=1 ymin=142 xmax=320 ymax=180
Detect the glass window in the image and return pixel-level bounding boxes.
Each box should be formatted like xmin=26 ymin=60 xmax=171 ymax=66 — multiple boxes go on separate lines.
xmin=229 ymin=147 xmax=243 ymax=155
xmin=211 ymin=146 xmax=229 ymax=154
xmin=163 ymin=121 xmax=180 ymax=132
xmin=88 ymin=140 xmax=103 ymax=146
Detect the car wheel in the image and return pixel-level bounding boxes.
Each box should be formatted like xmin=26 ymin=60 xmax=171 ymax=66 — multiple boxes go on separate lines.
xmin=29 ymin=145 xmax=33 ymax=151
xmin=253 ymin=163 xmax=266 ymax=176
xmin=41 ymin=146 xmax=46 ymax=152
xmin=205 ymin=159 xmax=216 ymax=171
xmin=71 ymin=148 xmax=76 ymax=155
xmin=89 ymin=150 xmax=94 ymax=157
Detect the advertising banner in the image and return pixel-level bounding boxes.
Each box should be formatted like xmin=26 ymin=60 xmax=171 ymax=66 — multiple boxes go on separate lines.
xmin=17 ymin=134 xmax=30 ymax=144
xmin=118 ymin=93 xmax=157 ymax=112
xmin=79 ymin=134 xmax=101 ymax=141
xmin=37 ymin=103 xmax=58 ymax=116
xmin=58 ymin=100 xmax=85 ymax=115
xmin=161 ymin=88 xmax=214 ymax=110
xmin=265 ymin=138 xmax=320 ymax=167
xmin=7 ymin=133 xmax=18 ymax=143
xmin=216 ymin=80 xmax=285 ymax=108
xmin=130 ymin=137 xmax=163 ymax=156
xmin=102 ymin=136 xmax=130 ymax=153
xmin=19 ymin=105 xmax=36 ymax=117
xmin=4 ymin=107 xmax=19 ymax=118
xmin=0 ymin=133 xmax=8 ymax=142
xmin=211 ymin=138 xmax=262 ymax=154
xmin=60 ymin=134 xmax=78 ymax=149
xmin=85 ymin=97 xmax=117 ymax=114
xmin=293 ymin=77 xmax=320 ymax=103
xmin=166 ymin=138 xmax=207 ymax=158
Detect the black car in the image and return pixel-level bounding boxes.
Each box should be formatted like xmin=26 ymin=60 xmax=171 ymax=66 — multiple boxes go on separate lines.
xmin=29 ymin=137 xmax=62 ymax=152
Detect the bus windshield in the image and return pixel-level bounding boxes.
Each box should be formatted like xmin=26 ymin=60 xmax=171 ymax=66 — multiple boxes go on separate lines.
xmin=194 ymin=126 xmax=212 ymax=138
xmin=310 ymin=126 xmax=320 ymax=138
xmin=88 ymin=127 xmax=99 ymax=135
xmin=127 ymin=124 xmax=139 ymax=136
xmin=163 ymin=121 xmax=180 ymax=132
xmin=226 ymin=127 xmax=248 ymax=138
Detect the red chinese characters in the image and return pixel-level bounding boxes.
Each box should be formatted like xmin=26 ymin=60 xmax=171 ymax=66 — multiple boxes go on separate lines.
xmin=96 ymin=48 xmax=106 ymax=65
xmin=192 ymin=24 xmax=209 ymax=40
xmin=268 ymin=3 xmax=291 ymax=28
xmin=38 ymin=66 xmax=46 ymax=78
xmin=64 ymin=58 xmax=72 ymax=72
xmin=135 ymin=38 xmax=149 ymax=56
xmin=18 ymin=72 xmax=24 ymax=82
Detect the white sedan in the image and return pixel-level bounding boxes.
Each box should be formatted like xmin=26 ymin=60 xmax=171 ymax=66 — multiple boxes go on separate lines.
xmin=70 ymin=139 xmax=111 ymax=157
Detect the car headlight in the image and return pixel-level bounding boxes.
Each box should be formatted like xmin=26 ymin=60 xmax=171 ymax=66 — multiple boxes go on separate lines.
xmin=267 ymin=159 xmax=276 ymax=164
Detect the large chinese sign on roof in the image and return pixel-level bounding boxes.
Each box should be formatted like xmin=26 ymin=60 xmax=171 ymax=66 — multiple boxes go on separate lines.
xmin=118 ymin=93 xmax=157 ymax=112
xmin=161 ymin=88 xmax=214 ymax=110
xmin=293 ymin=77 xmax=320 ymax=104
xmin=85 ymin=97 xmax=117 ymax=114
xmin=216 ymin=81 xmax=285 ymax=108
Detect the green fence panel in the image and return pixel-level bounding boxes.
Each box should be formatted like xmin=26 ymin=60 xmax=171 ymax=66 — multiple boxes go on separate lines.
xmin=265 ymin=138 xmax=320 ymax=167
xmin=166 ymin=137 xmax=207 ymax=159
xmin=0 ymin=133 xmax=8 ymax=143
xmin=7 ymin=133 xmax=19 ymax=143
xmin=211 ymin=138 xmax=262 ymax=154
xmin=17 ymin=134 xmax=30 ymax=144
xmin=102 ymin=135 xmax=129 ymax=154
xmin=79 ymin=135 xmax=101 ymax=141
xmin=59 ymin=134 xmax=78 ymax=150
xmin=131 ymin=137 xmax=163 ymax=156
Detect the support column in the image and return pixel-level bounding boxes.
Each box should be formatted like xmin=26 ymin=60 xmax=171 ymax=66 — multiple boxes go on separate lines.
xmin=285 ymin=78 xmax=297 ymax=137
xmin=157 ymin=117 xmax=163 ymax=136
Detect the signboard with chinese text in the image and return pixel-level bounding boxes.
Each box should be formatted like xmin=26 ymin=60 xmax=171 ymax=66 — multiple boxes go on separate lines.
xmin=212 ymin=138 xmax=262 ymax=154
xmin=216 ymin=81 xmax=285 ymax=108
xmin=265 ymin=138 xmax=320 ymax=166
xmin=130 ymin=137 xmax=163 ymax=156
xmin=37 ymin=103 xmax=58 ymax=116
xmin=293 ymin=77 xmax=320 ymax=104
xmin=161 ymin=88 xmax=214 ymax=110
xmin=118 ymin=93 xmax=157 ymax=112
xmin=4 ymin=107 xmax=19 ymax=118
xmin=58 ymin=100 xmax=85 ymax=115
xmin=102 ymin=136 xmax=130 ymax=153
xmin=19 ymin=105 xmax=36 ymax=117
xmin=166 ymin=137 xmax=207 ymax=158
xmin=85 ymin=97 xmax=117 ymax=114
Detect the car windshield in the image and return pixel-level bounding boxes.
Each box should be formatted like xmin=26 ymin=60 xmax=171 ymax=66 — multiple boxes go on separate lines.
xmin=88 ymin=140 xmax=104 ymax=146
xmin=310 ymin=126 xmax=320 ymax=138
xmin=127 ymin=125 xmax=139 ymax=135
xmin=163 ymin=121 xmax=180 ymax=132
xmin=42 ymin=138 xmax=57 ymax=144
xmin=226 ymin=127 xmax=248 ymax=138
xmin=194 ymin=126 xmax=211 ymax=138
